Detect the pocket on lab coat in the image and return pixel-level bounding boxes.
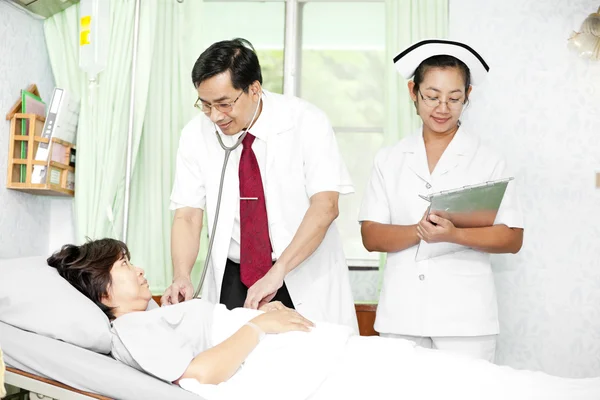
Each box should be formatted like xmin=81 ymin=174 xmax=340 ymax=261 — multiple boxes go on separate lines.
xmin=431 ymin=268 xmax=498 ymax=335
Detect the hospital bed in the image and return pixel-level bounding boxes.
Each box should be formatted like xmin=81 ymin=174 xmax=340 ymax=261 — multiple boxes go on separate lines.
xmin=0 ymin=321 xmax=203 ymax=400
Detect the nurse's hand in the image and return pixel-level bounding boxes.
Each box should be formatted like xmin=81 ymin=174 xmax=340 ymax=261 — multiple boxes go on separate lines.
xmin=251 ymin=308 xmax=314 ymax=334
xmin=161 ymin=276 xmax=194 ymax=306
xmin=244 ymin=265 xmax=286 ymax=310
xmin=417 ymin=213 xmax=457 ymax=243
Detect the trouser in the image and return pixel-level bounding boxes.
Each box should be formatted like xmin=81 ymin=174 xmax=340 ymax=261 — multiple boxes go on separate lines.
xmin=219 ymin=258 xmax=295 ymax=310
xmin=379 ymin=333 xmax=497 ymax=362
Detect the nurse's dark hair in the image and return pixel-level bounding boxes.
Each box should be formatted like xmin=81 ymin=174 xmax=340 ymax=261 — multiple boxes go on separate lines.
xmin=412 ymin=55 xmax=471 ymax=101
xmin=47 ymin=238 xmax=130 ymax=320
xmin=191 ymin=38 xmax=263 ymax=91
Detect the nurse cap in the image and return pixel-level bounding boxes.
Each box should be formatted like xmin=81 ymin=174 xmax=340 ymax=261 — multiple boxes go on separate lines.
xmin=393 ymin=39 xmax=490 ymax=85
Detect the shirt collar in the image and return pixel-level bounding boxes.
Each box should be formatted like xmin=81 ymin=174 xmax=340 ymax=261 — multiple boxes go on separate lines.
xmin=216 ymin=90 xmax=275 ymax=144
xmin=244 ymin=90 xmax=271 ymax=142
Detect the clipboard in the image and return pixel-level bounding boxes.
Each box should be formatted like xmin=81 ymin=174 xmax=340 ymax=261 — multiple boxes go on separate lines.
xmin=415 ymin=177 xmax=513 ymax=261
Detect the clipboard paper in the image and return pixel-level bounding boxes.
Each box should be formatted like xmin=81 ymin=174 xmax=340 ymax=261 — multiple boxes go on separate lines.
xmin=415 ymin=178 xmax=513 ymax=261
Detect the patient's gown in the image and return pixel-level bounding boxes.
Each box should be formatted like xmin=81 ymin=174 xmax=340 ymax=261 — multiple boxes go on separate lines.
xmin=110 ymin=299 xmax=216 ymax=382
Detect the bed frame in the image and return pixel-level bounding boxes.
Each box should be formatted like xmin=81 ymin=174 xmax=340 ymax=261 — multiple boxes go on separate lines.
xmin=5 ymin=367 xmax=111 ymax=400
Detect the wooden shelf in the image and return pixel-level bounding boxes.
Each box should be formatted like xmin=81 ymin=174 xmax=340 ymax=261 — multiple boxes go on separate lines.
xmin=6 ymin=113 xmax=75 ymax=197
xmin=50 ymin=160 xmax=74 ymax=172
xmin=12 ymin=112 xmax=45 ymax=122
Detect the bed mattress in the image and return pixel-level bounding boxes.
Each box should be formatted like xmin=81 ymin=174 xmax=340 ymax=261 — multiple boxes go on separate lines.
xmin=0 ymin=321 xmax=202 ymax=400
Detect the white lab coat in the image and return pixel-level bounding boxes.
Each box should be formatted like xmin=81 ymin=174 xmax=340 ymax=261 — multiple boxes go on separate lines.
xmin=170 ymin=91 xmax=358 ymax=332
xmin=359 ymin=127 xmax=523 ymax=337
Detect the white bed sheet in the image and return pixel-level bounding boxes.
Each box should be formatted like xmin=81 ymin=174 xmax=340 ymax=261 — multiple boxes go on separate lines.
xmin=181 ymin=313 xmax=600 ymax=400
xmin=0 ymin=321 xmax=202 ymax=400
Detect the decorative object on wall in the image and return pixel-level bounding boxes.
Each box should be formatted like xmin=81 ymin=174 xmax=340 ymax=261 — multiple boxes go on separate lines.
xmin=5 ymin=85 xmax=76 ymax=197
xmin=568 ymin=6 xmax=600 ymax=60
xmin=5 ymin=112 xmax=76 ymax=197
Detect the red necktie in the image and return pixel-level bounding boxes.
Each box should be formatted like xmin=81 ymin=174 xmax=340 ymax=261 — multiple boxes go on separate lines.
xmin=239 ymin=133 xmax=272 ymax=287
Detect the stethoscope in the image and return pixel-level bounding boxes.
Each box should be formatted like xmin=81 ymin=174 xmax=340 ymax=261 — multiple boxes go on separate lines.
xmin=193 ymin=91 xmax=263 ymax=298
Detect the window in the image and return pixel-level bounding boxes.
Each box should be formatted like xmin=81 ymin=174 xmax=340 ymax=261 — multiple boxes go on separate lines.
xmin=201 ymin=0 xmax=385 ymax=267
xmin=200 ymin=2 xmax=285 ymax=93
xmin=300 ymin=2 xmax=385 ymax=264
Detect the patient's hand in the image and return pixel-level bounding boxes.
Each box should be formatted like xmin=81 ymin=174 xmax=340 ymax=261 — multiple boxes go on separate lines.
xmin=251 ymin=309 xmax=314 ymax=334
xmin=258 ymin=301 xmax=287 ymax=313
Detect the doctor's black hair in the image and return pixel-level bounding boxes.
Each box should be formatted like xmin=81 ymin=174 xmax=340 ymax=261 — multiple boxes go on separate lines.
xmin=412 ymin=55 xmax=471 ymax=102
xmin=191 ymin=38 xmax=263 ymax=92
xmin=47 ymin=238 xmax=130 ymax=320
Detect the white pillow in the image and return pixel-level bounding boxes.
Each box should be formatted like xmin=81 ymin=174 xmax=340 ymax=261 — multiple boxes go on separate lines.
xmin=0 ymin=256 xmax=112 ymax=353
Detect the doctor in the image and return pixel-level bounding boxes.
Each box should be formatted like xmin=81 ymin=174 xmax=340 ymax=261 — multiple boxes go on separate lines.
xmin=359 ymin=39 xmax=524 ymax=361
xmin=161 ymin=38 xmax=358 ymax=331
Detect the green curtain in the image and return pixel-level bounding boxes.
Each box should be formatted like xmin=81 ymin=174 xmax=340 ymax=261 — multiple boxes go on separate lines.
xmin=45 ymin=0 xmax=206 ymax=294
xmin=379 ymin=0 xmax=448 ymax=274
xmin=385 ymin=0 xmax=448 ymax=146
xmin=127 ymin=0 xmax=207 ymax=294
xmin=44 ymin=1 xmax=157 ymax=242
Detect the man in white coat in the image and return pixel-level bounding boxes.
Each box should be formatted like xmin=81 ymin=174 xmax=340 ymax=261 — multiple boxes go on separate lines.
xmin=161 ymin=38 xmax=358 ymax=332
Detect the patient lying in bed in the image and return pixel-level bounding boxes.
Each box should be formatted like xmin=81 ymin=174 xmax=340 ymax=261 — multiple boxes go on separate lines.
xmin=48 ymin=239 xmax=600 ymax=400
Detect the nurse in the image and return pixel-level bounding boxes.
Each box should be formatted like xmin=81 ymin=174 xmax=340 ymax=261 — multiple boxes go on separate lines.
xmin=162 ymin=38 xmax=357 ymax=332
xmin=359 ymin=39 xmax=524 ymax=361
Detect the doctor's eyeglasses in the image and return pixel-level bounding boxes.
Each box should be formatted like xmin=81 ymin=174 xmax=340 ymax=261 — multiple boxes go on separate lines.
xmin=418 ymin=90 xmax=465 ymax=110
xmin=195 ymin=89 xmax=245 ymax=114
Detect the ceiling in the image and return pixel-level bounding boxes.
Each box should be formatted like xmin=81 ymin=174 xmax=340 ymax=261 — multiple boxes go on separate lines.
xmin=9 ymin=0 xmax=80 ymax=18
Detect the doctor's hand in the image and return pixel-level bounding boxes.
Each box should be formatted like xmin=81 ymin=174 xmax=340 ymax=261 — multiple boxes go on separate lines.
xmin=244 ymin=265 xmax=286 ymax=310
xmin=258 ymin=301 xmax=287 ymax=313
xmin=417 ymin=213 xmax=457 ymax=244
xmin=161 ymin=276 xmax=194 ymax=306
xmin=250 ymin=308 xmax=314 ymax=334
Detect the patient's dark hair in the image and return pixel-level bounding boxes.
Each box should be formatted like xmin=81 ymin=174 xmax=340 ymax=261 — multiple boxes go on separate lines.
xmin=412 ymin=55 xmax=471 ymax=102
xmin=191 ymin=38 xmax=262 ymax=90
xmin=47 ymin=238 xmax=130 ymax=320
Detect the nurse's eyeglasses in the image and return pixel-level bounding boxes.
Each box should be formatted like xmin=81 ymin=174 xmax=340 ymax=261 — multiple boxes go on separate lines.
xmin=418 ymin=90 xmax=465 ymax=110
xmin=195 ymin=88 xmax=246 ymax=114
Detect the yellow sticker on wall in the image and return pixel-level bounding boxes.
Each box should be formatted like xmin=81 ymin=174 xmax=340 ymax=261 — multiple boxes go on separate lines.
xmin=80 ymin=30 xmax=91 ymax=46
